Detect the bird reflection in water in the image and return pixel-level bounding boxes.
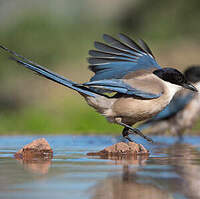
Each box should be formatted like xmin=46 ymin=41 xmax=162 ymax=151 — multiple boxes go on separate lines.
xmin=90 ymin=142 xmax=200 ymax=199
xmin=90 ymin=153 xmax=172 ymax=199
xmin=95 ymin=153 xmax=148 ymax=166
xmin=162 ymin=143 xmax=200 ymax=199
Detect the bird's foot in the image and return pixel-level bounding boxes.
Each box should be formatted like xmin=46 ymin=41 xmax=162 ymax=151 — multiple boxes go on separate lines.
xmin=123 ymin=135 xmax=135 ymax=142
xmin=122 ymin=127 xmax=134 ymax=142
xmin=131 ymin=128 xmax=154 ymax=143
xmin=122 ymin=125 xmax=154 ymax=143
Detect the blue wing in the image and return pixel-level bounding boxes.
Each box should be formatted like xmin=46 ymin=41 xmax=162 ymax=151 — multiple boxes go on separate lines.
xmin=88 ymin=33 xmax=161 ymax=81
xmin=83 ymin=79 xmax=162 ymax=99
xmin=138 ymin=92 xmax=195 ymax=129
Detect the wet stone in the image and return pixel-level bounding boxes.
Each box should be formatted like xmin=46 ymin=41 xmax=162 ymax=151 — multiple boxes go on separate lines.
xmin=87 ymin=142 xmax=149 ymax=157
xmin=15 ymin=138 xmax=53 ymax=160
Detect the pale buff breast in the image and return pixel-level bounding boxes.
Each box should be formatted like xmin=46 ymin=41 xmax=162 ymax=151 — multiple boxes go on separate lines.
xmin=111 ymin=76 xmax=178 ymax=125
xmin=112 ymin=95 xmax=170 ymax=124
xmin=168 ymin=82 xmax=200 ymax=134
xmin=170 ymin=93 xmax=200 ymax=132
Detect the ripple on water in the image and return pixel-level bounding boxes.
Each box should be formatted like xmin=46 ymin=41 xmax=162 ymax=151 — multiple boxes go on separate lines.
xmin=1 ymin=135 xmax=200 ymax=199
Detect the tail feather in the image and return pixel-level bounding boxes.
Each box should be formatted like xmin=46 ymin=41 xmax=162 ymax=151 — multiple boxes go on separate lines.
xmin=0 ymin=45 xmax=97 ymax=98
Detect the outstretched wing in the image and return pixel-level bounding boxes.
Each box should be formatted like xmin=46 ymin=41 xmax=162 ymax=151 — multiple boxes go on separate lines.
xmin=83 ymin=79 xmax=162 ymax=99
xmin=88 ymin=33 xmax=161 ymax=81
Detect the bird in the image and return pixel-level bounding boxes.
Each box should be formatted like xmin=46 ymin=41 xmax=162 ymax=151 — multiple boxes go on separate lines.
xmin=138 ymin=65 xmax=200 ymax=139
xmin=0 ymin=33 xmax=198 ymax=143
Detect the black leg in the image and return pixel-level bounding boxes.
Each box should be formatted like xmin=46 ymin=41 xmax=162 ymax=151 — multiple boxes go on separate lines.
xmin=122 ymin=127 xmax=134 ymax=142
xmin=119 ymin=122 xmax=154 ymax=143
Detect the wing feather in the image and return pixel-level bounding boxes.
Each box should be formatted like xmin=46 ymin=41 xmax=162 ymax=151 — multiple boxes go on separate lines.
xmin=83 ymin=79 xmax=162 ymax=99
xmin=103 ymin=34 xmax=143 ymax=55
xmin=138 ymin=39 xmax=155 ymax=58
xmin=89 ymin=33 xmax=161 ymax=81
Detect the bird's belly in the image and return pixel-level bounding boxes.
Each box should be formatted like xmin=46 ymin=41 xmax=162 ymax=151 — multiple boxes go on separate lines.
xmin=84 ymin=95 xmax=115 ymax=115
xmin=112 ymin=97 xmax=169 ymax=124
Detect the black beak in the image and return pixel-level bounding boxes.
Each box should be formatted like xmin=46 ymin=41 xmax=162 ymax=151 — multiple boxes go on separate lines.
xmin=182 ymin=82 xmax=198 ymax=92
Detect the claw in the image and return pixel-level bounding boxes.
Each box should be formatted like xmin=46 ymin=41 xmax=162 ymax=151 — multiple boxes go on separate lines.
xmin=124 ymin=135 xmax=134 ymax=142
xmin=121 ymin=123 xmax=154 ymax=143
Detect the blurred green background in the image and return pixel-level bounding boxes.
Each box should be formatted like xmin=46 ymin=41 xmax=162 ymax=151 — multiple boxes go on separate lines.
xmin=0 ymin=0 xmax=200 ymax=135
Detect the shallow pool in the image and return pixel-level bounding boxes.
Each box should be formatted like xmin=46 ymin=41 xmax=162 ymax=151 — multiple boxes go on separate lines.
xmin=0 ymin=135 xmax=200 ymax=199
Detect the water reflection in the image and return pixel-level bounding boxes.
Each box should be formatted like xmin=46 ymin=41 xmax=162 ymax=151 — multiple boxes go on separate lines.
xmin=93 ymin=154 xmax=148 ymax=166
xmin=162 ymin=143 xmax=200 ymax=199
xmin=91 ymin=142 xmax=200 ymax=199
xmin=91 ymin=165 xmax=173 ymax=199
xmin=90 ymin=156 xmax=172 ymax=199
xmin=1 ymin=135 xmax=200 ymax=199
xmin=16 ymin=158 xmax=51 ymax=175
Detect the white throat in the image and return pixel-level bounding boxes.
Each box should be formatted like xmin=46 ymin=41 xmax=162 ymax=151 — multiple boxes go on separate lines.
xmin=195 ymin=82 xmax=200 ymax=91
xmin=193 ymin=82 xmax=200 ymax=97
xmin=162 ymin=80 xmax=182 ymax=100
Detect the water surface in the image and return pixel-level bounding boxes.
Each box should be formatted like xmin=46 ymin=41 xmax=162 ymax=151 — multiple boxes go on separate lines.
xmin=1 ymin=135 xmax=200 ymax=199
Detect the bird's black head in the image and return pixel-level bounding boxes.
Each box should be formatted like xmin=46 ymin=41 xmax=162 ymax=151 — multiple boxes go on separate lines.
xmin=153 ymin=67 xmax=198 ymax=92
xmin=184 ymin=65 xmax=200 ymax=83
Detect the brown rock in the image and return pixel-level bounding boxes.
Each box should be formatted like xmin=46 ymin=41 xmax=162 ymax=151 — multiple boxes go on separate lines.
xmin=15 ymin=138 xmax=53 ymax=160
xmin=87 ymin=142 xmax=149 ymax=157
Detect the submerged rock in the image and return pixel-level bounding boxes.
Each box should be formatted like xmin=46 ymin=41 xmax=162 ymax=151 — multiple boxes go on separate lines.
xmin=15 ymin=138 xmax=53 ymax=160
xmin=87 ymin=142 xmax=149 ymax=157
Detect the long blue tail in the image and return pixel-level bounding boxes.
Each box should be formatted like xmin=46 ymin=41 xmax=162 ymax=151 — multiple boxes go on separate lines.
xmin=0 ymin=45 xmax=97 ymax=98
